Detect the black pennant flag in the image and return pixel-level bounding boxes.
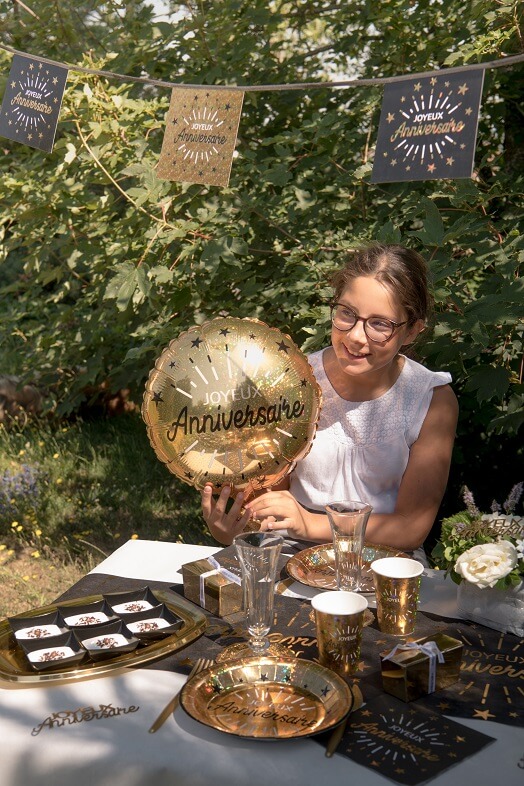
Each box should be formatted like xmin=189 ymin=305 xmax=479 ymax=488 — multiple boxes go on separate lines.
xmin=371 ymin=70 xmax=484 ymax=183
xmin=0 ymin=54 xmax=68 ymax=153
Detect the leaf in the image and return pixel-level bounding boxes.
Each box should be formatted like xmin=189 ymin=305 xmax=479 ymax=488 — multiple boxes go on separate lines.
xmin=412 ymin=199 xmax=444 ymax=246
xmin=464 ymin=366 xmax=511 ymax=402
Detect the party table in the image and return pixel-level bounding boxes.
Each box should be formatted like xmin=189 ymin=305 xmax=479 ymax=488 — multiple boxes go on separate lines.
xmin=0 ymin=538 xmax=522 ymax=786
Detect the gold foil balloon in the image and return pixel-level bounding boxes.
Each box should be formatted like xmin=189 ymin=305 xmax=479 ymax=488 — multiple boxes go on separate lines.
xmin=142 ymin=317 xmax=322 ymax=496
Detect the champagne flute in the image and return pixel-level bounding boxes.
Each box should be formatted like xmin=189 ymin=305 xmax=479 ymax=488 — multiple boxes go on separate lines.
xmin=216 ymin=531 xmax=291 ymax=662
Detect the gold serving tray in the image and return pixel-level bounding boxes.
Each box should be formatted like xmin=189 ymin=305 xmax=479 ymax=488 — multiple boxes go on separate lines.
xmin=180 ymin=656 xmax=352 ymax=739
xmin=286 ymin=542 xmax=408 ymax=592
xmin=0 ymin=588 xmax=207 ymax=688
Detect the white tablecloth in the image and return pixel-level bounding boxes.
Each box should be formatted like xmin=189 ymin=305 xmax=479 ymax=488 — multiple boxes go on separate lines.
xmin=1 ymin=539 xmax=522 ymax=786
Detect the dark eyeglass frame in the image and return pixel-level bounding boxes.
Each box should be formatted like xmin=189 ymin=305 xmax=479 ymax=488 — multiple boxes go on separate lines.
xmin=330 ymin=302 xmax=408 ymax=343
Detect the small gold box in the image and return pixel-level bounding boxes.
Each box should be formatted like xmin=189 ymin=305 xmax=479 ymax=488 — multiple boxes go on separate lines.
xmin=380 ymin=632 xmax=463 ymax=702
xmin=182 ymin=553 xmax=243 ymax=617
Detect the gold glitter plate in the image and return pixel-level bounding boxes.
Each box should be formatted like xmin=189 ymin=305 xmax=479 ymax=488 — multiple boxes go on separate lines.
xmin=0 ymin=588 xmax=206 ymax=688
xmin=180 ymin=656 xmax=352 ymax=739
xmin=285 ymin=543 xmax=408 ymax=592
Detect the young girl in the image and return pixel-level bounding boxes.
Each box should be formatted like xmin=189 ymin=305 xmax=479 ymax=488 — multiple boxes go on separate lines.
xmin=201 ymin=244 xmax=458 ymax=552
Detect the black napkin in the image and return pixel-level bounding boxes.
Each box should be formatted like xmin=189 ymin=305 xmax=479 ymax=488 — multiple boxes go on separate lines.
xmin=317 ymin=692 xmax=494 ymax=786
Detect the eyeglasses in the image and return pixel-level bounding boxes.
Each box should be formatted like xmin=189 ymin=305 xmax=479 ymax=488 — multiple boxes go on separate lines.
xmin=330 ymin=303 xmax=408 ymax=343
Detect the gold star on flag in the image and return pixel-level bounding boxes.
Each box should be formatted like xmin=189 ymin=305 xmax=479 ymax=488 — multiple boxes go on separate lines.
xmin=460 ymin=143 xmax=466 ymax=149
xmin=38 ymin=62 xmax=43 ymax=69
xmin=446 ymin=157 xmax=455 ymax=165
xmin=390 ymin=158 xmax=397 ymax=166
xmin=458 ymin=82 xmax=469 ymax=95
xmin=430 ymin=77 xmax=437 ymax=85
xmin=414 ymin=82 xmax=422 ymax=92
xmin=387 ymin=112 xmax=395 ymax=123
xmin=401 ymin=96 xmax=406 ymax=102
xmin=455 ymin=736 xmax=466 ymax=743
xmin=53 ymin=77 xmax=58 ymax=84
xmin=427 ymin=163 xmax=436 ymax=172
xmin=465 ymin=107 xmax=473 ymax=115
xmin=29 ymin=63 xmax=34 ymax=70
xmin=406 ymin=165 xmax=411 ymax=171
xmin=27 ymin=133 xmax=32 ymax=140
xmin=445 ymin=81 xmax=450 ymax=87
xmin=473 ymin=708 xmax=495 ymax=720
xmin=10 ymin=81 xmax=15 ymax=88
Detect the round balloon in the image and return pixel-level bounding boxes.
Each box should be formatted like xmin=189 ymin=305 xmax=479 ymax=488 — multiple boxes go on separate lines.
xmin=142 ymin=317 xmax=322 ymax=496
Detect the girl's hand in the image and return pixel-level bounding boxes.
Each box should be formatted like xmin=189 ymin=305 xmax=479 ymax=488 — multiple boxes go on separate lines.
xmin=201 ymin=484 xmax=252 ymax=545
xmin=245 ymin=490 xmax=310 ymax=539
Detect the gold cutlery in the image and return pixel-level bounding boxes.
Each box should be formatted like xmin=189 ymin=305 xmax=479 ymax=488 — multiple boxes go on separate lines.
xmin=148 ymin=657 xmax=213 ymax=733
xmin=325 ymin=684 xmax=363 ymax=758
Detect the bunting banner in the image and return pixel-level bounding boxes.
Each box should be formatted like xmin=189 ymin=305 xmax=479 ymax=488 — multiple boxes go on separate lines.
xmin=156 ymin=87 xmax=244 ymax=187
xmin=370 ymin=70 xmax=484 ymax=183
xmin=0 ymin=44 xmax=521 ymax=186
xmin=0 ymin=54 xmax=68 ymax=153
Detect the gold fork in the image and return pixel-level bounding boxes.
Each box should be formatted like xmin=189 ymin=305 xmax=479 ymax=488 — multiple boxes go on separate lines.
xmin=148 ymin=657 xmax=213 ymax=733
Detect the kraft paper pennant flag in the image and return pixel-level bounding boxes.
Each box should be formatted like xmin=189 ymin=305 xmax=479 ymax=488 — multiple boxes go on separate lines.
xmin=0 ymin=54 xmax=68 ymax=153
xmin=157 ymin=87 xmax=244 ymax=187
xmin=371 ymin=69 xmax=484 ymax=183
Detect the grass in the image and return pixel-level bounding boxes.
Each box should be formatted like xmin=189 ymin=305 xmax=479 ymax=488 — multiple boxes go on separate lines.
xmin=0 ymin=413 xmax=215 ymax=615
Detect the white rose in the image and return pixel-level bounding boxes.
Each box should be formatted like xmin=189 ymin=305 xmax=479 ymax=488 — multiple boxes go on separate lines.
xmin=454 ymin=540 xmax=518 ymax=589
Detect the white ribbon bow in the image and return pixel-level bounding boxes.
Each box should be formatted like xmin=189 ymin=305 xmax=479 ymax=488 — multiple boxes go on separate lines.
xmin=199 ymin=555 xmax=241 ymax=609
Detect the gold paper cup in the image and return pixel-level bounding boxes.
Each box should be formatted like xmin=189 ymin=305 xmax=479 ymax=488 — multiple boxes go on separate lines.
xmin=370 ymin=557 xmax=424 ymax=636
xmin=311 ymin=590 xmax=368 ymax=681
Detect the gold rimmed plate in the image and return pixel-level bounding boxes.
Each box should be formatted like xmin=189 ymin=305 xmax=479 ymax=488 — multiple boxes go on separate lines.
xmin=285 ymin=543 xmax=408 ymax=592
xmin=0 ymin=587 xmax=207 ymax=687
xmin=180 ymin=656 xmax=352 ymax=740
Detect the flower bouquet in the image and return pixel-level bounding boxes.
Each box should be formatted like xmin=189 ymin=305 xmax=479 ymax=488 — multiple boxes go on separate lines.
xmin=431 ymin=483 xmax=523 ymax=635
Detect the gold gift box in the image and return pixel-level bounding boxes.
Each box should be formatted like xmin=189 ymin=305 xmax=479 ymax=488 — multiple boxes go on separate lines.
xmin=380 ymin=632 xmax=463 ymax=702
xmin=182 ymin=554 xmax=243 ymax=617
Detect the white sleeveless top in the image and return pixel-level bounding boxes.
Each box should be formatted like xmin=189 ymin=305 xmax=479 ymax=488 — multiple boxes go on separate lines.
xmin=290 ymin=349 xmax=452 ymax=514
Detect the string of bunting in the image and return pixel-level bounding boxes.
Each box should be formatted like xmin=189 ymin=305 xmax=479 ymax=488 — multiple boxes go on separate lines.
xmin=1 ymin=42 xmax=523 ymax=187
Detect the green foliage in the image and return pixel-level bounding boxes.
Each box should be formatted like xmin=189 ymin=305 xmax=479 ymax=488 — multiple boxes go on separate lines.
xmin=0 ymin=416 xmax=214 ymax=559
xmin=0 ymin=0 xmax=523 ymax=518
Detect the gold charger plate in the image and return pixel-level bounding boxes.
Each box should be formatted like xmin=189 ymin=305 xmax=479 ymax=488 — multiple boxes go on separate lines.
xmin=285 ymin=542 xmax=408 ymax=592
xmin=0 ymin=588 xmax=207 ymax=687
xmin=180 ymin=656 xmax=352 ymax=740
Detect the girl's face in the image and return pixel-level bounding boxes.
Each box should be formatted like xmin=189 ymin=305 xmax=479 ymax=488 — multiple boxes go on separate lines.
xmin=330 ymin=276 xmax=424 ymax=382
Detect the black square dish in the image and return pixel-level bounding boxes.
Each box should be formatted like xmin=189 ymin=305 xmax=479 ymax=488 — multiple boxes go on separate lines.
xmin=76 ymin=620 xmax=140 ymax=661
xmin=59 ymin=599 xmax=118 ymax=629
xmin=8 ymin=609 xmax=67 ymax=642
xmin=104 ymin=586 xmax=159 ymax=615
xmin=124 ymin=604 xmax=184 ymax=640
xmin=20 ymin=631 xmax=86 ymax=671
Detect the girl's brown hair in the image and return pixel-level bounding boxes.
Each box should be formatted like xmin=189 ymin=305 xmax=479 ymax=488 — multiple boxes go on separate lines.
xmin=331 ymin=244 xmax=433 ymax=326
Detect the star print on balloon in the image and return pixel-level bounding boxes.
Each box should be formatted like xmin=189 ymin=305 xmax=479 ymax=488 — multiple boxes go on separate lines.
xmin=0 ymin=55 xmax=68 ymax=152
xmin=142 ymin=317 xmax=322 ymax=496
xmin=371 ymin=69 xmax=484 ymax=182
xmin=156 ymin=87 xmax=244 ymax=186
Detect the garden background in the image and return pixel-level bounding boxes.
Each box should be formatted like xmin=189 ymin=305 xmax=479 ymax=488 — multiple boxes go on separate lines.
xmin=0 ymin=0 xmax=522 ymax=615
